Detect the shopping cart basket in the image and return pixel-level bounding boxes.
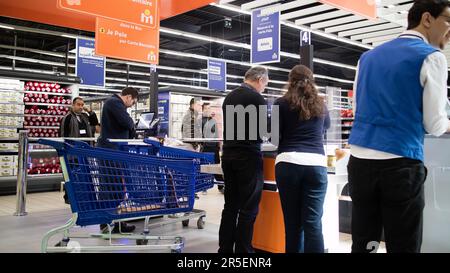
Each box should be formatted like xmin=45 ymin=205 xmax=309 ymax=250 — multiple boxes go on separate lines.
xmin=112 ymin=138 xmax=216 ymax=193
xmin=39 ymin=139 xmax=199 ymax=253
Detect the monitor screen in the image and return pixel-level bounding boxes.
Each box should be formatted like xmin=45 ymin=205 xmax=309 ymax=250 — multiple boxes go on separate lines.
xmin=136 ymin=112 xmax=155 ymax=130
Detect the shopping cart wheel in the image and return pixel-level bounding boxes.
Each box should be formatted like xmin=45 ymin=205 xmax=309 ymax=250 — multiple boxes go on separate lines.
xmin=182 ymin=219 xmax=190 ymax=227
xmin=136 ymin=239 xmax=148 ymax=245
xmin=197 ymin=216 xmax=205 ymax=229
xmin=55 ymin=238 xmax=70 ymax=247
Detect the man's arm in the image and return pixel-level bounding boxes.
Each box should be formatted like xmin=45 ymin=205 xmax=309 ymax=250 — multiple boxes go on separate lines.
xmin=87 ymin=110 xmax=99 ymax=127
xmin=421 ymin=52 xmax=450 ymax=136
xmin=352 ymin=61 xmax=360 ymax=115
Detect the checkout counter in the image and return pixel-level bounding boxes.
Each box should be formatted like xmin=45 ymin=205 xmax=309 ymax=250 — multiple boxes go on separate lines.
xmin=252 ymin=144 xmax=348 ymax=253
xmin=201 ymin=143 xmax=349 ymax=253
xmin=422 ymin=134 xmax=450 ymax=252
xmin=250 ymin=137 xmax=450 ymax=253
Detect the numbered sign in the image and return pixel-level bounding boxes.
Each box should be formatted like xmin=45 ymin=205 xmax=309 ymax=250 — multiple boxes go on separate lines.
xmin=300 ymin=31 xmax=311 ymax=46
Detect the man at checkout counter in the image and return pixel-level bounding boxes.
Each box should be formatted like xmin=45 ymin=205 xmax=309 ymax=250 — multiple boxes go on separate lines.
xmin=218 ymin=66 xmax=268 ymax=253
xmin=348 ymin=0 xmax=450 ymax=253
xmin=97 ymin=87 xmax=139 ymax=233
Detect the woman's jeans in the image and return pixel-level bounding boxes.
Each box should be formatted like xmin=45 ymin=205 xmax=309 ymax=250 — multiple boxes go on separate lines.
xmin=275 ymin=162 xmax=328 ymax=253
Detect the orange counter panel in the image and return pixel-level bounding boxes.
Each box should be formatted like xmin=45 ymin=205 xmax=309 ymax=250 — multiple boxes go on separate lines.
xmin=252 ymin=190 xmax=285 ymax=253
xmin=263 ymin=157 xmax=275 ymax=181
xmin=252 ymin=156 xmax=285 ymax=253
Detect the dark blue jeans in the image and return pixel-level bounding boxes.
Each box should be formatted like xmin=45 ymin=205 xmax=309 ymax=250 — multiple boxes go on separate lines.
xmin=275 ymin=162 xmax=328 ymax=253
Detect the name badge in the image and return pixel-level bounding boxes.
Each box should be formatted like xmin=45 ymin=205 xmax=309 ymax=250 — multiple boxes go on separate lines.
xmin=80 ymin=129 xmax=87 ymax=135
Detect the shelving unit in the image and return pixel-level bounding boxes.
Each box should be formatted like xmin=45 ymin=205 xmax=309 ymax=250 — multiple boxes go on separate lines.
xmin=0 ymin=74 xmax=79 ymax=195
xmin=325 ymin=87 xmax=353 ymax=149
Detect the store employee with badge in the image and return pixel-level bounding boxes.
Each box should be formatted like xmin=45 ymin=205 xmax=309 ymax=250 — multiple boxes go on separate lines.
xmin=59 ymin=96 xmax=99 ymax=204
xmin=60 ymin=96 xmax=99 ymax=138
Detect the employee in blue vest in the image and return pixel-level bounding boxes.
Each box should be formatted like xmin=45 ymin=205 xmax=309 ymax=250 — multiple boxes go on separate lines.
xmin=348 ymin=0 xmax=450 ymax=253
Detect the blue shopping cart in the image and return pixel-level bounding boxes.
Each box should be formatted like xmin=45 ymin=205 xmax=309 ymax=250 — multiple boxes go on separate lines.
xmin=112 ymin=138 xmax=216 ymax=193
xmin=39 ymin=139 xmax=203 ymax=253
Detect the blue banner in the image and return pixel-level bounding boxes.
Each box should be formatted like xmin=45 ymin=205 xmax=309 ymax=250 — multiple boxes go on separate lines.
xmin=157 ymin=91 xmax=170 ymax=137
xmin=76 ymin=38 xmax=105 ymax=88
xmin=208 ymin=59 xmax=226 ymax=92
xmin=251 ymin=9 xmax=280 ymax=64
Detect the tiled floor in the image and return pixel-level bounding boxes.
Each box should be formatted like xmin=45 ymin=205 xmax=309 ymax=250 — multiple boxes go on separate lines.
xmin=0 ymin=188 xmax=385 ymax=253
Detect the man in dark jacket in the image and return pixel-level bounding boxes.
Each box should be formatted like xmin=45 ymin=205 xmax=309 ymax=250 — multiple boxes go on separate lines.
xmin=97 ymin=87 xmax=138 ymax=148
xmin=97 ymin=87 xmax=138 ymax=233
xmin=59 ymin=97 xmax=99 ymax=204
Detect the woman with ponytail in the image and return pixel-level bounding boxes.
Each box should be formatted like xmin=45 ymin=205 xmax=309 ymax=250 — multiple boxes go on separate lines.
xmin=274 ymin=65 xmax=330 ymax=253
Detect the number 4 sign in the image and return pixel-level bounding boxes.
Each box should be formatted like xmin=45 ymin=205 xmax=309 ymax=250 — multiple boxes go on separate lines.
xmin=300 ymin=31 xmax=311 ymax=46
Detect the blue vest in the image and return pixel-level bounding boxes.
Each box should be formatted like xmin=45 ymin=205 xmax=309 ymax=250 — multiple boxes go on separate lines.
xmin=349 ymin=37 xmax=438 ymax=161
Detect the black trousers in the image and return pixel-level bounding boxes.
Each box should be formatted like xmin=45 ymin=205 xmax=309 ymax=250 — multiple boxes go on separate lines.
xmin=347 ymin=155 xmax=427 ymax=253
xmin=218 ymin=150 xmax=264 ymax=253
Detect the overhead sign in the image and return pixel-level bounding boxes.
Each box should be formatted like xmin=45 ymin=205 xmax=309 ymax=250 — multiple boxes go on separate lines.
xmin=251 ymin=9 xmax=280 ymax=64
xmin=76 ymin=38 xmax=105 ymax=88
xmin=95 ymin=17 xmax=159 ymax=64
xmin=58 ymin=0 xmax=159 ymax=29
xmin=300 ymin=30 xmax=311 ymax=46
xmin=318 ymin=0 xmax=377 ymax=20
xmin=208 ymin=59 xmax=226 ymax=92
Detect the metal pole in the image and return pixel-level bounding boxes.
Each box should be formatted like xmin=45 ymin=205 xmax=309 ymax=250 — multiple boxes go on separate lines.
xmin=12 ymin=33 xmax=17 ymax=71
xmin=65 ymin=39 xmax=70 ymax=76
xmin=14 ymin=130 xmax=29 ymax=216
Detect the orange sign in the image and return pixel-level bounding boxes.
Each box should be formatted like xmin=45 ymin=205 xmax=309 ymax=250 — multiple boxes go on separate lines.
xmin=95 ymin=17 xmax=159 ymax=64
xmin=319 ymin=0 xmax=377 ymax=19
xmin=58 ymin=0 xmax=159 ymax=29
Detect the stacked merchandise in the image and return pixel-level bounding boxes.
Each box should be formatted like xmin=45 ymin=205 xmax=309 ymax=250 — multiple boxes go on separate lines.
xmin=0 ymin=79 xmax=24 ymax=139
xmin=28 ymin=154 xmax=61 ymax=175
xmin=23 ymin=81 xmax=72 ymax=137
xmin=0 ymin=79 xmax=23 ymax=177
xmin=0 ymin=155 xmax=18 ymax=177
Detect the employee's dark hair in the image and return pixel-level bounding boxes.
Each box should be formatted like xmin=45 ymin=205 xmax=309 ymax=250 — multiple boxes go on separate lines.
xmin=190 ymin=98 xmax=201 ymax=110
xmin=283 ymin=65 xmax=323 ymax=121
xmin=121 ymin=87 xmax=139 ymax=99
xmin=72 ymin=97 xmax=83 ymax=104
xmin=202 ymin=103 xmax=210 ymax=110
xmin=407 ymin=0 xmax=450 ymax=29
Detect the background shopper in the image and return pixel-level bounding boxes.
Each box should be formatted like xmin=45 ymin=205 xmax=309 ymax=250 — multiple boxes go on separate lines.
xmin=218 ymin=66 xmax=268 ymax=253
xmin=274 ymin=65 xmax=330 ymax=253
xmin=348 ymin=0 xmax=450 ymax=253
xmin=181 ymin=98 xmax=202 ymax=150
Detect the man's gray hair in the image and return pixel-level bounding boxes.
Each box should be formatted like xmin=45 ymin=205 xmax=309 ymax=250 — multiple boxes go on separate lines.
xmin=244 ymin=66 xmax=268 ymax=81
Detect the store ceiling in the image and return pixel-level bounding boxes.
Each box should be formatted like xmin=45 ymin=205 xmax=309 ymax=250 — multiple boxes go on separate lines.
xmin=0 ymin=0 xmax=449 ymax=99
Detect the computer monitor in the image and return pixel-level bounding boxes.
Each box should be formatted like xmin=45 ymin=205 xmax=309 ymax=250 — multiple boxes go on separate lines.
xmin=136 ymin=112 xmax=155 ymax=130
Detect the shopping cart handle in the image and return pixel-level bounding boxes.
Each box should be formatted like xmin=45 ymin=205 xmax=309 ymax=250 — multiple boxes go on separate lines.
xmin=65 ymin=140 xmax=91 ymax=148
xmin=37 ymin=139 xmax=67 ymax=150
xmin=143 ymin=138 xmax=161 ymax=147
